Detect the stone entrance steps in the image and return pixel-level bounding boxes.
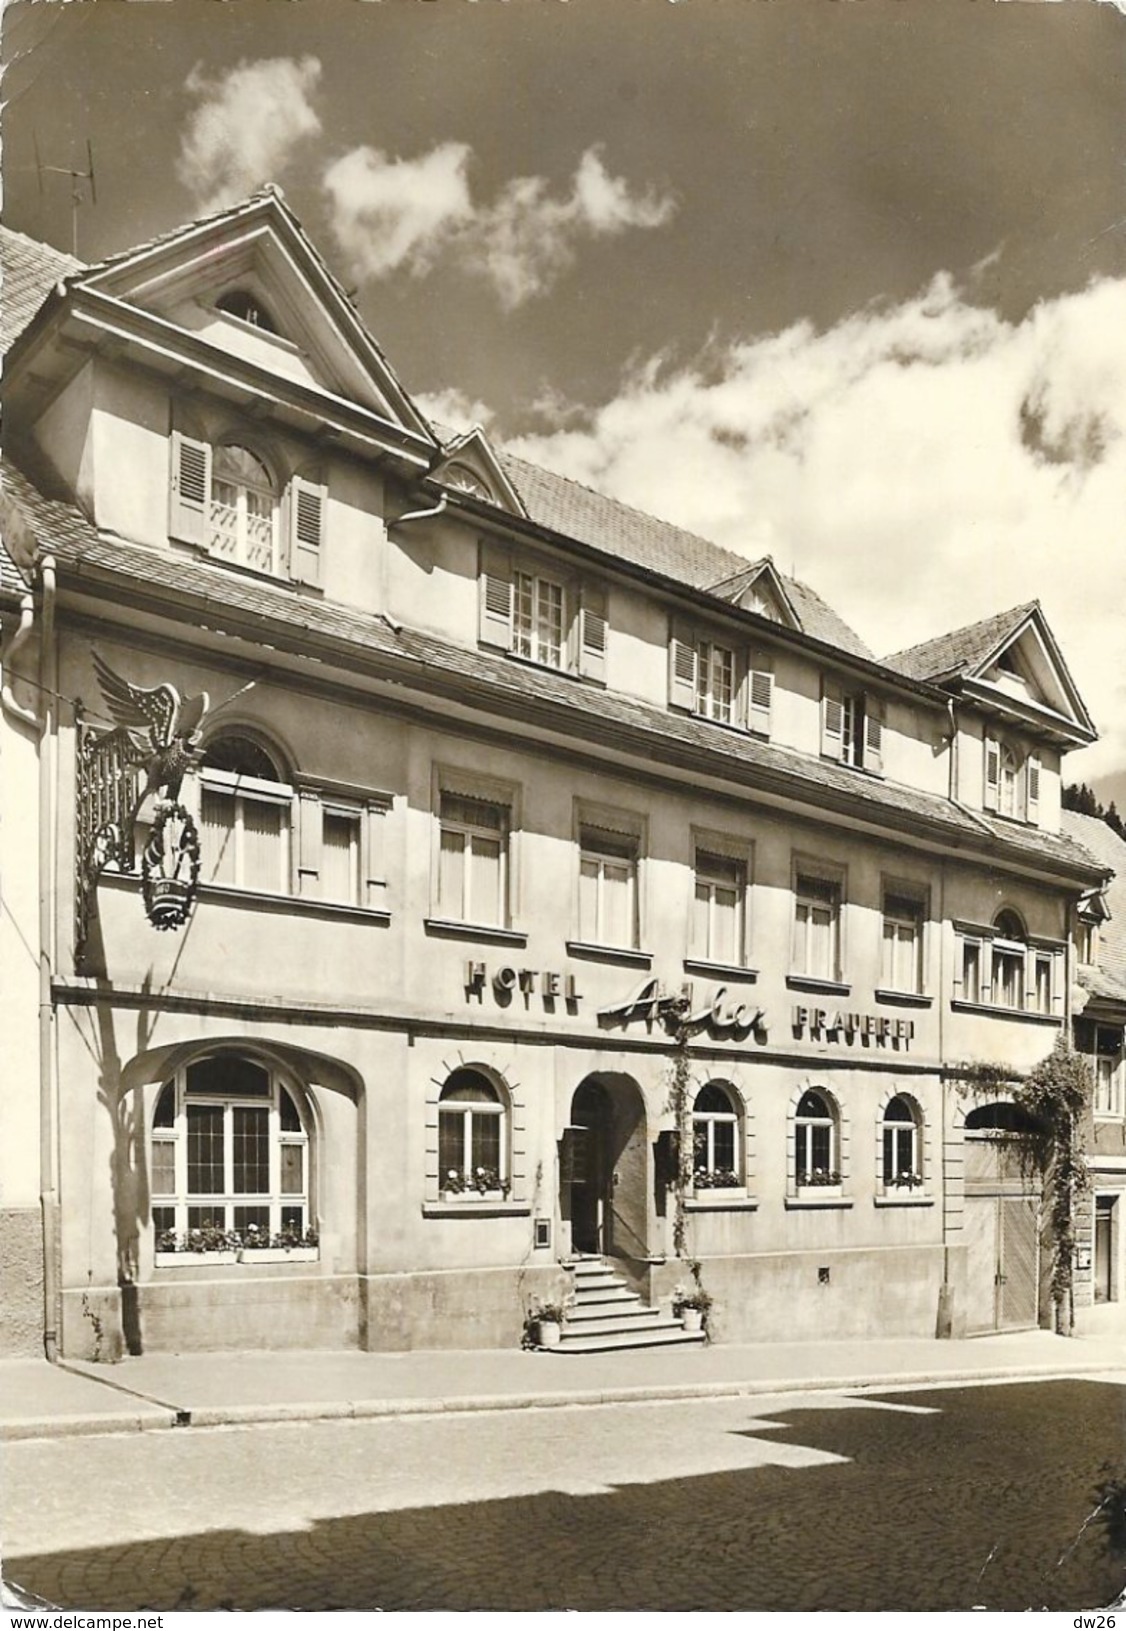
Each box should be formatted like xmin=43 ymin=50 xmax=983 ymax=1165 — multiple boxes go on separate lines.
xmin=545 ymin=1256 xmax=705 ymax=1354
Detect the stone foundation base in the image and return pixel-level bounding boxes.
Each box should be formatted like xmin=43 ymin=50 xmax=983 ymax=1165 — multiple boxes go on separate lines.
xmin=360 ymin=1265 xmax=565 ymax=1352
xmin=60 ymin=1275 xmax=360 ymax=1359
xmin=0 ymin=1209 xmax=45 ymax=1356
xmin=647 ymin=1245 xmax=955 ymax=1344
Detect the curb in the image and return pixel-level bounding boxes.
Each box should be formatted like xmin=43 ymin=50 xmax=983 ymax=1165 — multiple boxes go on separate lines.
xmin=2 ymin=1409 xmax=179 ymax=1442
xmin=3 ymin=1357 xmax=1120 ymax=1442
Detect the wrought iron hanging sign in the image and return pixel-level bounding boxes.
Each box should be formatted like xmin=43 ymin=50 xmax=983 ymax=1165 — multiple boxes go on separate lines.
xmin=76 ymin=654 xmax=209 ymax=957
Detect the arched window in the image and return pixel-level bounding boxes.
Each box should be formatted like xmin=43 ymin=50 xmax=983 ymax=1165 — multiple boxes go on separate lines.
xmin=992 ymin=909 xmax=1027 ymax=1010
xmin=795 ymin=1089 xmax=839 ymax=1187
xmin=882 ymin=1095 xmax=922 ymax=1188
xmin=216 ymin=289 xmax=279 ymax=334
xmin=692 ymin=1082 xmax=741 ymax=1189
xmin=964 ymin=1101 xmax=1043 ymax=1137
xmin=150 ymin=1055 xmax=313 ymax=1252
xmin=210 ymin=443 xmax=279 ymax=575
xmin=197 ymin=734 xmax=292 ymax=895
xmin=438 ymin=1068 xmax=509 ymax=1195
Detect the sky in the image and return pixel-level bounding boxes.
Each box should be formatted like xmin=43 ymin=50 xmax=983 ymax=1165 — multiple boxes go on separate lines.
xmin=3 ymin=0 xmax=1124 ymax=795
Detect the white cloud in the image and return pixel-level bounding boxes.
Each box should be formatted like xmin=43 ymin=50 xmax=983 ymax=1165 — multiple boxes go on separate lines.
xmin=323 ymin=143 xmax=676 ymax=308
xmin=177 ymin=57 xmax=323 ymax=212
xmin=506 ymin=274 xmax=1126 ymax=780
xmin=321 ymin=144 xmax=474 ymax=281
xmin=412 ymin=386 xmax=497 ymax=437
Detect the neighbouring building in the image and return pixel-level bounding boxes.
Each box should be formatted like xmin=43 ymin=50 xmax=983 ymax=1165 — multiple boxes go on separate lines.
xmin=0 ymin=190 xmax=1112 ymax=1361
xmin=1064 ymin=810 xmax=1126 ymax=1313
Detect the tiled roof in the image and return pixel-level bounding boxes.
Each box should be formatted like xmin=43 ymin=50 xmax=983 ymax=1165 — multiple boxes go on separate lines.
xmin=3 ymin=456 xmax=1103 ymax=885
xmin=1 ymin=224 xmax=875 ymax=660
xmin=495 ymin=450 xmax=873 ymax=658
xmin=0 ymin=227 xmax=81 ymax=353
xmin=885 ymin=603 xmax=1037 ymax=683
xmin=1061 ymin=810 xmax=1126 ymax=1006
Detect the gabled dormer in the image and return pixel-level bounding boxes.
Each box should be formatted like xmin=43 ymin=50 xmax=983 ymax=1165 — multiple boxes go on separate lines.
xmin=5 ymin=188 xmax=439 ymax=487
xmin=75 ymin=187 xmax=433 ymax=434
xmin=431 ymin=427 xmax=528 ymax=517
xmin=707 ymin=557 xmax=802 ymax=632
xmin=886 ymin=602 xmax=1096 ymax=833
xmin=886 ymin=601 xmax=1095 ymax=750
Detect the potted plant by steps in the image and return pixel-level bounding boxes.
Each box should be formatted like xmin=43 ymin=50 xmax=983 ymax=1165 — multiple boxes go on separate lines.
xmin=525 ymin=1295 xmax=570 ymax=1349
xmin=673 ymin=1283 xmax=713 ymax=1334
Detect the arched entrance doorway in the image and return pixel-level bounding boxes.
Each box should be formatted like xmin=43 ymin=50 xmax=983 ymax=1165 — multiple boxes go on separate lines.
xmin=562 ymin=1074 xmax=648 ymax=1260
xmin=963 ymin=1100 xmax=1044 ymax=1333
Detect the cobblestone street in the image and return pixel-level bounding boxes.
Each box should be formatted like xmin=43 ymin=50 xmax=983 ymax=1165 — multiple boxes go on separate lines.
xmin=4 ymin=1377 xmax=1126 ymax=1612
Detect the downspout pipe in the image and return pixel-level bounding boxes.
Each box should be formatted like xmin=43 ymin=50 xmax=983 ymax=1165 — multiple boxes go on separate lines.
xmin=1 ymin=593 xmax=39 ymax=729
xmin=38 ymin=555 xmax=59 ymax=1362
xmin=391 ymin=494 xmax=448 ymax=528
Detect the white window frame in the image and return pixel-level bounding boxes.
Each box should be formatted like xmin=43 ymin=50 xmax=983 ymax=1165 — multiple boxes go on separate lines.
xmin=692 ymin=847 xmax=748 ymax=967
xmin=794 ymin=1089 xmax=840 ymax=1188
xmin=514 ymin=568 xmax=567 ymax=670
xmin=321 ymin=801 xmax=363 ymax=906
xmin=691 ymin=1082 xmax=743 ymax=1190
xmin=195 ymin=761 xmax=295 ymax=896
xmin=151 ymin=1059 xmax=312 ymax=1248
xmin=437 ymin=790 xmax=511 ymax=928
xmin=437 ymin=1070 xmax=509 ymax=1195
xmin=209 ymin=442 xmax=280 ymax=575
xmin=880 ymin=888 xmax=926 ymax=995
xmin=695 ymin=639 xmax=736 ymax=724
xmin=792 ymin=872 xmax=843 ymax=982
xmin=881 ymin=1096 xmax=922 ymax=1190
xmin=578 ymin=822 xmax=641 ymax=949
xmin=1094 ymin=1028 xmax=1125 ymax=1120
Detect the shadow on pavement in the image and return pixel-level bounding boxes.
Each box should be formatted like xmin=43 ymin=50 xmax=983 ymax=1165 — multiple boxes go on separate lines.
xmin=8 ymin=1379 xmax=1126 ymax=1612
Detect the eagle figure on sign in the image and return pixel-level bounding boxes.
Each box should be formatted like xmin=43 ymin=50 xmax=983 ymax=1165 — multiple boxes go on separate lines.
xmin=92 ymin=652 xmax=210 ymax=807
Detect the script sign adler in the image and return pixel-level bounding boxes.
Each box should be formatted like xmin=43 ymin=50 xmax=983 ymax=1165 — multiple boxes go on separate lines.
xmin=599 ymin=976 xmax=767 ymax=1040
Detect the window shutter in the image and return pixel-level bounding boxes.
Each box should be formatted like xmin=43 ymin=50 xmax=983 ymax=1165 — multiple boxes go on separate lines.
xmin=1026 ymin=753 xmax=1041 ymax=823
xmin=864 ymin=698 xmax=884 ymax=775
xmin=169 ymin=431 xmax=211 ymax=547
xmin=983 ymin=737 xmax=1001 ymax=811
xmin=668 ymin=620 xmax=699 ymax=711
xmin=479 ymin=542 xmax=514 ymax=650
xmin=577 ymin=582 xmax=608 ymax=682
xmin=288 ymin=477 xmax=326 ymax=587
xmin=821 ymin=680 xmax=844 ymax=760
xmin=743 ymin=652 xmax=774 ymax=736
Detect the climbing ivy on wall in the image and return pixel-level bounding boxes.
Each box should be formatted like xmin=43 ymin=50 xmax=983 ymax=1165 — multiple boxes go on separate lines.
xmin=1014 ymin=1035 xmax=1093 ymax=1336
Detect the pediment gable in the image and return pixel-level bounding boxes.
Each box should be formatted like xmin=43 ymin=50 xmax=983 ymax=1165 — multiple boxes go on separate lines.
xmin=970 ymin=606 xmax=1095 ymax=742
xmin=75 ymin=190 xmax=433 ymax=439
xmin=431 ymin=427 xmax=527 ymax=517
xmin=708 ymin=558 xmax=802 ymax=631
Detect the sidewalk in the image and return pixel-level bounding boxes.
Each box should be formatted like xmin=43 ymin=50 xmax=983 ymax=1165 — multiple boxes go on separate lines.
xmin=3 ymin=1310 xmax=1123 ymax=1442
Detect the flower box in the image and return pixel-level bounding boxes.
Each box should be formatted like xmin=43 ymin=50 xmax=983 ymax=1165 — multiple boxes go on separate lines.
xmin=238 ymin=1246 xmax=319 ymax=1264
xmin=155 ymin=1250 xmax=238 ymax=1267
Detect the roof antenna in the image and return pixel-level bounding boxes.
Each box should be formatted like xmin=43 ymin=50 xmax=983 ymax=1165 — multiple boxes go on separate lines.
xmin=34 ymin=134 xmax=97 ymax=258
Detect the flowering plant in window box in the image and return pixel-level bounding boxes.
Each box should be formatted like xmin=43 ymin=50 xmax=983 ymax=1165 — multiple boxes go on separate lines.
xmin=155 ymin=1222 xmax=241 ymax=1265
xmin=888 ymin=1171 xmax=923 ymax=1190
xmin=238 ymin=1223 xmax=320 ymax=1251
xmin=692 ymin=1167 xmax=741 ymax=1190
xmin=442 ymin=1167 xmax=511 ymax=1201
xmin=472 ymin=1166 xmax=510 ymax=1196
xmin=797 ymin=1169 xmax=842 ymax=1188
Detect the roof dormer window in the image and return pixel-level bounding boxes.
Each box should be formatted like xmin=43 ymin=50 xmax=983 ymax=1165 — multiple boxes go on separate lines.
xmin=216 ymin=290 xmax=278 ymax=334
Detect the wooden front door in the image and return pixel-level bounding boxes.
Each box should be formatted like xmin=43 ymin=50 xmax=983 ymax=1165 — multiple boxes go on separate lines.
xmin=1094 ymin=1196 xmax=1115 ymax=1304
